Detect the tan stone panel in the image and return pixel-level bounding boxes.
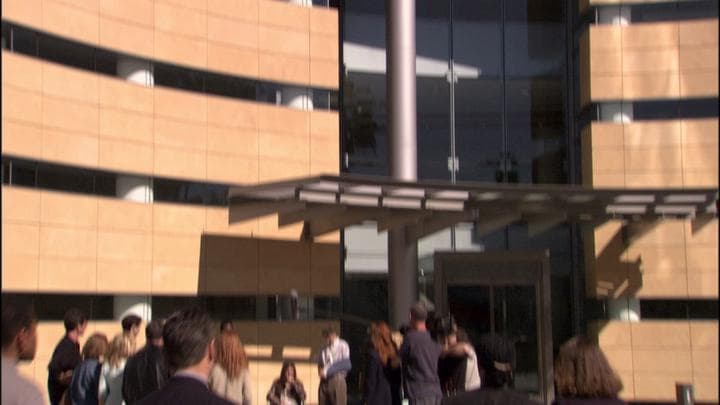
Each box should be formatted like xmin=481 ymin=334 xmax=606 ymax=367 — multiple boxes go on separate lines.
xmin=259 ymin=133 xmax=310 ymax=163
xmin=680 ymin=71 xmax=719 ymax=98
xmin=687 ymin=272 xmax=719 ymax=297
xmin=98 ymin=138 xmax=153 ymax=174
xmin=310 ymin=153 xmax=339 ymax=176
xmin=589 ymin=74 xmax=623 ymax=101
xmin=310 ymin=7 xmax=337 ymax=36
xmin=588 ymin=123 xmax=625 ymax=148
xmin=153 ymin=203 xmax=207 ymax=235
xmin=692 ymin=349 xmax=719 ymax=375
xmin=624 ymin=121 xmax=681 ymax=147
xmin=683 ymin=145 xmax=718 ymax=171
xmin=691 ymin=322 xmax=719 ymax=349
xmin=624 ymin=146 xmax=682 ymax=171
xmin=310 ymin=34 xmax=338 ymax=62
xmin=97 ymin=230 xmax=152 ymax=261
xmin=154 ymin=88 xmax=207 ymax=123
xmin=208 ymin=15 xmax=258 ymax=48
xmin=590 ymin=50 xmax=622 ymax=75
xmin=622 ymin=48 xmax=678 ymax=74
xmin=623 ymin=73 xmax=680 ymax=99
xmin=258 ymin=239 xmax=310 ymax=294
xmin=207 ymin=42 xmax=259 ymax=79
xmin=42 ymin=0 xmax=99 ymax=45
xmin=682 ymin=119 xmax=719 ymax=145
xmin=310 ymin=135 xmax=338 ymax=164
xmin=153 ymin=146 xmax=207 ymax=180
xmin=1 ymin=254 xmax=39 ymax=291
xmin=2 ymin=187 xmax=40 ymax=223
xmin=258 ymin=104 xmax=310 ymax=135
xmin=625 ymin=173 xmax=683 ymax=187
xmin=203 ymin=237 xmax=258 ymax=294
xmin=155 ymin=1 xmax=207 ymax=39
xmin=622 ymin=22 xmax=678 ymax=48
xmin=2 ymin=86 xmax=42 ymax=125
xmin=603 ymin=348 xmax=634 ymax=372
xmin=627 ymin=245 xmax=686 ymax=272
xmin=679 ymin=19 xmax=719 ymax=47
xmin=310 ymin=59 xmax=339 ymax=89
xmin=207 ymin=153 xmax=259 ymax=184
xmin=99 ymin=108 xmax=153 ymax=144
xmin=38 ymin=257 xmax=97 ymax=292
xmin=154 ymin=117 xmax=207 ymax=150
xmin=204 ymin=263 xmax=260 ymax=295
xmin=43 ymin=96 xmax=99 ymax=135
xmin=589 ymin=25 xmax=621 ymax=51
xmin=631 ymin=321 xmax=691 ymax=348
xmin=256 ymin=214 xmax=304 ymax=240
xmin=152 ymin=233 xmax=202 ymax=265
xmin=259 ymin=160 xmax=309 ymax=182
xmin=694 ymin=375 xmax=720 ymax=403
xmin=42 ymin=129 xmax=99 ymax=168
xmin=154 ymin=30 xmax=207 ymax=69
xmin=97 ymin=260 xmax=152 ymax=293
xmin=51 ymin=0 xmax=97 ymax=12
xmin=1 ymin=52 xmax=42 ymax=92
xmin=39 ymin=226 xmax=97 ymax=259
xmin=258 ymin=26 xmax=309 ymax=57
xmin=98 ymin=199 xmax=152 ymax=231
xmin=3 ymin=222 xmax=39 ymax=256
xmin=634 ymin=350 xmax=693 ymax=372
xmin=258 ymin=0 xmax=308 ymax=31
xmin=207 ymin=96 xmax=258 ymax=129
xmin=207 ymin=126 xmax=258 ymax=156
xmin=310 ymin=243 xmax=339 ymax=295
xmin=99 ymin=16 xmax=154 ymax=59
xmin=1 ymin=119 xmax=43 ymax=159
xmin=628 ymin=220 xmax=686 ymax=247
xmin=205 ymin=207 xmax=257 ymax=236
xmin=158 ymin=0 xmax=207 ymax=12
xmin=310 ymin=110 xmax=339 ymax=137
xmin=591 ymin=147 xmax=625 ymax=173
xmin=636 ymin=272 xmax=688 ymax=298
xmin=683 ymin=170 xmax=718 ymax=187
xmin=99 ymin=0 xmax=154 ymax=26
xmin=258 ymin=52 xmax=310 ymax=85
xmin=634 ymin=373 xmax=693 ymax=401
xmin=616 ymin=371 xmax=634 ymax=400
xmin=686 ymin=246 xmax=719 ymax=273
xmin=591 ymin=173 xmax=625 ymax=187
xmin=40 ymin=191 xmax=98 ymax=228
xmin=684 ymin=219 xmax=717 ymax=247
xmin=257 ymin=321 xmax=312 ymax=347
xmin=98 ymin=77 xmax=154 ymax=113
xmin=594 ymin=321 xmax=632 ymax=348
xmin=207 ymin=0 xmax=258 ymax=21
xmin=1 ymin=0 xmax=42 ymax=26
xmin=679 ymin=47 xmax=718 ymax=72
xmin=151 ymin=263 xmax=201 ymax=294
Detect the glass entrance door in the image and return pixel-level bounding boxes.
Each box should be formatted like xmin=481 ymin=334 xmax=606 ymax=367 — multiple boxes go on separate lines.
xmin=434 ymin=251 xmax=554 ymax=404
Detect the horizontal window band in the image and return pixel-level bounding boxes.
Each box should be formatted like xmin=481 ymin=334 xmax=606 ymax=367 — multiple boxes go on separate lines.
xmin=1 ymin=292 xmax=342 ymax=322
xmin=578 ymin=0 xmax=718 ymax=27
xmin=578 ymin=98 xmax=719 ymax=125
xmin=585 ymin=298 xmax=719 ymax=321
xmin=0 ymin=20 xmax=339 ymax=111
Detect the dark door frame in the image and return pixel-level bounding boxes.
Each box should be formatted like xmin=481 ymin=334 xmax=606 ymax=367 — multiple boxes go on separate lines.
xmin=433 ymin=250 xmax=554 ymax=405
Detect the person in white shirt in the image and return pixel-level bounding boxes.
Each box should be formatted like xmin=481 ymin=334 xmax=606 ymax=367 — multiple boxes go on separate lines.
xmin=100 ymin=334 xmax=133 ymax=405
xmin=317 ymin=326 xmax=351 ymax=405
xmin=1 ymin=302 xmax=45 ymax=405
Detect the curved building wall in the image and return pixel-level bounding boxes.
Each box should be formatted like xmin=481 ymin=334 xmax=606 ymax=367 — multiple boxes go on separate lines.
xmin=1 ymin=1 xmax=340 ymax=404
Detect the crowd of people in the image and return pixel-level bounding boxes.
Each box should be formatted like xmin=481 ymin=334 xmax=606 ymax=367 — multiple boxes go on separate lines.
xmin=2 ymin=301 xmax=627 ymax=405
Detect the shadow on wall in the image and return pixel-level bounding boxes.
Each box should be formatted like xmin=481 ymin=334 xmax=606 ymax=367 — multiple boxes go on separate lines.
xmin=593 ymin=224 xmax=643 ymax=302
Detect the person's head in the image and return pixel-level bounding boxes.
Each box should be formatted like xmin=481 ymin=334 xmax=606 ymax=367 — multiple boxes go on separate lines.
xmin=1 ymin=302 xmax=38 ymax=361
xmin=121 ymin=314 xmax=142 ymax=338
xmin=369 ymin=321 xmax=398 ymax=366
xmin=106 ymin=334 xmax=133 ymax=368
xmin=162 ymin=307 xmax=216 ymax=374
xmin=409 ymin=302 xmax=428 ymax=328
xmin=554 ymin=336 xmax=623 ymax=398
xmin=145 ymin=319 xmax=164 ymax=347
xmin=82 ymin=333 xmax=109 ymax=361
xmin=280 ymin=360 xmax=297 ymax=384
xmin=220 ymin=319 xmax=234 ymax=333
xmin=214 ymin=332 xmax=248 ymax=380
xmin=476 ymin=334 xmax=516 ymax=389
xmin=321 ymin=325 xmax=338 ymax=346
xmin=64 ymin=308 xmax=88 ymax=336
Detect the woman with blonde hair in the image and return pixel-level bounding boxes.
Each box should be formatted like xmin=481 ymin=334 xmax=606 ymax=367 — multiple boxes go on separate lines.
xmin=69 ymin=333 xmax=109 ymax=405
xmin=363 ymin=321 xmax=402 ymax=405
xmin=553 ymin=336 xmax=626 ymax=405
xmin=208 ymin=331 xmax=252 ymax=405
xmin=99 ymin=334 xmax=132 ymax=405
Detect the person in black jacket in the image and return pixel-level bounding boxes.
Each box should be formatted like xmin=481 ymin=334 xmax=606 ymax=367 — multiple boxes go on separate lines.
xmin=47 ymin=308 xmax=87 ymax=405
xmin=363 ymin=322 xmax=401 ymax=405
xmin=122 ymin=319 xmax=169 ymax=404
xmin=136 ymin=307 xmax=234 ymax=405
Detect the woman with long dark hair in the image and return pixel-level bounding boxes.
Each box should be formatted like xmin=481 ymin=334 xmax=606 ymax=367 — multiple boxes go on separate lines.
xmin=363 ymin=321 xmax=402 ymax=405
xmin=267 ymin=360 xmax=307 ymax=405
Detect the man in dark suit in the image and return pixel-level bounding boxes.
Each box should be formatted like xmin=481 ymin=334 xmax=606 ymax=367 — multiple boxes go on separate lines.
xmin=137 ymin=308 xmax=233 ymax=405
xmin=122 ymin=319 xmax=169 ymax=404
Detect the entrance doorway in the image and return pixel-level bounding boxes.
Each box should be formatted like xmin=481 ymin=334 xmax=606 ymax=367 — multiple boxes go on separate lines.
xmin=434 ymin=250 xmax=554 ymax=404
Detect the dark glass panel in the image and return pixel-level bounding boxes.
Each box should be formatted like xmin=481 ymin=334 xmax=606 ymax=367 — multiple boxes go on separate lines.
xmin=417 ymin=76 xmax=451 ymax=181
xmin=37 ymin=164 xmax=94 ymax=194
xmin=204 ymin=296 xmax=256 ymax=320
xmin=343 ymin=72 xmax=389 ymax=175
xmin=203 ymin=184 xmax=229 ymax=206
xmin=9 ymin=159 xmax=37 ymax=187
xmin=95 ymin=49 xmax=118 ymax=76
xmin=630 ymin=0 xmax=718 ymax=23
xmin=639 ymin=300 xmax=688 ymax=319
xmin=11 ymin=25 xmax=38 ymax=56
xmin=94 ymin=171 xmax=117 ymax=197
xmin=151 ymin=296 xmax=202 ymax=319
xmin=313 ymin=89 xmax=330 ymax=110
xmin=1 ymin=294 xmax=114 ymax=321
xmin=448 ymin=285 xmax=492 ymax=338
xmin=256 ymin=82 xmax=280 ymax=104
xmin=205 ymin=72 xmax=256 ymax=101
xmin=688 ymin=300 xmax=719 ymax=320
xmin=153 ymin=63 xmax=204 ymax=92
xmin=38 ymin=33 xmax=95 ymax=71
xmin=314 ymin=296 xmax=341 ymax=320
xmin=678 ymin=98 xmax=720 ymax=119
xmin=153 ymin=178 xmax=188 ymax=204
xmin=1 ymin=160 xmax=9 ymax=184
xmin=1 ymin=23 xmax=9 ymax=49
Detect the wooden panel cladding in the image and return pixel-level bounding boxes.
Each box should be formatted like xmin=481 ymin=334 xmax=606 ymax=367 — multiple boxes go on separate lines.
xmin=2 ymin=0 xmax=339 ymax=89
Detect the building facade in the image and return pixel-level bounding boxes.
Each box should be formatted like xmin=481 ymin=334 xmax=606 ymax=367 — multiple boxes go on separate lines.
xmin=1 ymin=0 xmax=717 ymax=404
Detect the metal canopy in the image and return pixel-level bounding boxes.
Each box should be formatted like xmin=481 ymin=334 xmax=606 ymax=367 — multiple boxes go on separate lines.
xmin=228 ymin=174 xmax=718 ymax=241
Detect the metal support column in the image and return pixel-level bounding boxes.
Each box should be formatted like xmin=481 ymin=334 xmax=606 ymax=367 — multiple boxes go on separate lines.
xmin=386 ymin=0 xmax=418 ymax=328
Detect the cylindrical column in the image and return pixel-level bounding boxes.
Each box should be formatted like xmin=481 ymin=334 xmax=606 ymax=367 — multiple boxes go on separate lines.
xmin=607 ymin=297 xmax=640 ymax=322
xmin=114 ymin=296 xmax=152 ymax=322
xmin=676 ymin=383 xmax=694 ymax=405
xmin=117 ymin=57 xmax=154 ymax=86
xmin=386 ymin=0 xmax=418 ymax=328
xmin=288 ymin=0 xmax=312 ymax=6
xmin=282 ymin=87 xmax=314 ymax=110
xmin=116 ymin=175 xmax=153 ymax=203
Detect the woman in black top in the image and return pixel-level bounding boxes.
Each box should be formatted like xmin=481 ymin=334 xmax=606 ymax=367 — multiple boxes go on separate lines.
xmin=363 ymin=321 xmax=402 ymax=405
